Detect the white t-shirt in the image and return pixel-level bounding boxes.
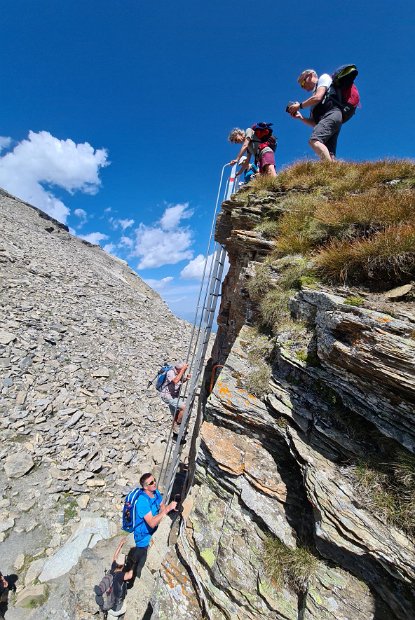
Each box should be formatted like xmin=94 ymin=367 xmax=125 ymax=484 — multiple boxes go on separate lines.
xmin=310 ymin=73 xmax=332 ymax=112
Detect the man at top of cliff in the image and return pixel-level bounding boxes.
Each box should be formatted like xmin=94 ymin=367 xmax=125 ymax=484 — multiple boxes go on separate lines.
xmin=159 ymin=361 xmax=190 ymax=434
xmin=228 ymin=123 xmax=277 ymax=177
xmin=287 ymin=69 xmax=342 ymax=161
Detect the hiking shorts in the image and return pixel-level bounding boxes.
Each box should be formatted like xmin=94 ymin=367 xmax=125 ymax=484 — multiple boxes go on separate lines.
xmin=310 ymin=108 xmax=342 ymax=156
xmin=161 ymin=395 xmax=184 ymax=416
xmin=258 ymin=149 xmax=275 ymax=172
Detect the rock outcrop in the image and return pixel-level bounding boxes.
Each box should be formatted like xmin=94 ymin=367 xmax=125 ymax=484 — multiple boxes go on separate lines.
xmin=155 ymin=169 xmax=415 ymax=619
xmin=0 ymin=189 xmax=191 ymax=617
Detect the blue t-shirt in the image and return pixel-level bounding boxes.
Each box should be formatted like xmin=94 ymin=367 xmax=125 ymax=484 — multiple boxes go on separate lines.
xmin=133 ymin=489 xmax=163 ymax=547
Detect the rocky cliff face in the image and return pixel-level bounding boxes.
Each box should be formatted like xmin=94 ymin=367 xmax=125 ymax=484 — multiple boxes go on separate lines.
xmin=0 ymin=189 xmax=191 ymax=618
xmin=154 ymin=166 xmax=415 ymax=619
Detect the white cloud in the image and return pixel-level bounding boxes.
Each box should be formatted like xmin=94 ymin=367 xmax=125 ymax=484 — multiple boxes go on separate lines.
xmin=103 ymin=243 xmax=116 ymax=254
xmin=132 ymin=203 xmax=194 ymax=270
xmin=144 ymin=276 xmax=174 ymax=290
xmin=118 ymin=218 xmax=134 ymax=231
xmin=0 ymin=130 xmax=109 ymax=224
xmin=180 ymin=252 xmax=230 ymax=281
xmin=79 ymin=231 xmax=109 ymax=245
xmin=108 ymin=216 xmax=135 ymax=231
xmin=120 ymin=235 xmax=133 ymax=248
xmin=180 ymin=253 xmax=212 ymax=280
xmin=74 ymin=208 xmax=87 ymax=219
xmin=74 ymin=208 xmax=88 ymax=227
xmin=0 ymin=136 xmax=12 ymax=152
xmin=160 ymin=203 xmax=192 ymax=230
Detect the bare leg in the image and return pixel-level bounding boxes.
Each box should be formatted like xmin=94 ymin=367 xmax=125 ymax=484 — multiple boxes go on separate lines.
xmin=175 ymin=405 xmax=185 ymax=425
xmin=262 ymin=164 xmax=277 ymax=177
xmin=309 ymin=139 xmax=332 ymax=161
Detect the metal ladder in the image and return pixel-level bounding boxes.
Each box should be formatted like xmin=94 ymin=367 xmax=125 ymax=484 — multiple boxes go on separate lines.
xmin=159 ymin=164 xmax=237 ymax=499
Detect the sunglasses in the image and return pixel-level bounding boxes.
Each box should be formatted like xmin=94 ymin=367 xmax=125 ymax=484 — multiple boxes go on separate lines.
xmin=145 ymin=479 xmax=156 ymax=486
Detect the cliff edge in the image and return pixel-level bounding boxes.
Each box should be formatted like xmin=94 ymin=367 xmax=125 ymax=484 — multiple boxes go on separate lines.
xmin=154 ymin=161 xmax=415 ymax=620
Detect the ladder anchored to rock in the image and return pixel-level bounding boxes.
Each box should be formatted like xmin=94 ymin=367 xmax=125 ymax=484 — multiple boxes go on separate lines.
xmin=159 ymin=164 xmax=238 ymax=499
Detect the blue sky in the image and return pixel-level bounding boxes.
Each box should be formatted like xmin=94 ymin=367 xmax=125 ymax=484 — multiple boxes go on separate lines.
xmin=1 ymin=0 xmax=413 ymax=322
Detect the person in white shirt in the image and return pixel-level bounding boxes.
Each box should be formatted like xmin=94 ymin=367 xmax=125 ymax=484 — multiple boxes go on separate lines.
xmin=160 ymin=362 xmax=190 ymax=434
xmin=288 ymin=69 xmax=342 ymax=161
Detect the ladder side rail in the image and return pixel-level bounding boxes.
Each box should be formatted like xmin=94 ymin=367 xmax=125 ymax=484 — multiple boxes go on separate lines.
xmin=161 ymin=246 xmax=227 ymax=496
xmin=159 ymin=163 xmax=235 ymax=496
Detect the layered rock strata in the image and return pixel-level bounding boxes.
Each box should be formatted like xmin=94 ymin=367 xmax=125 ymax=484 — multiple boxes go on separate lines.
xmin=154 ymin=185 xmax=415 ymax=618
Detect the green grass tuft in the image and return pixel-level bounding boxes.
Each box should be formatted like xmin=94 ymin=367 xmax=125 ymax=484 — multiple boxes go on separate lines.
xmin=64 ymin=498 xmax=78 ymax=523
xmin=245 ymin=361 xmax=272 ymax=398
xmin=278 ymin=258 xmax=310 ymax=290
xmin=259 ymin=289 xmax=292 ymax=333
xmin=299 ymin=274 xmax=319 ymax=288
xmin=256 ymin=219 xmax=281 ymax=239
xmin=246 ymin=263 xmax=273 ymax=301
xmin=247 ymin=333 xmax=274 ymax=363
xmin=295 ymin=350 xmax=308 ymax=362
xmin=343 ymin=296 xmax=365 ymax=307
xmin=264 ymin=537 xmax=317 ymax=593
xmin=351 ymin=447 xmax=415 ymax=535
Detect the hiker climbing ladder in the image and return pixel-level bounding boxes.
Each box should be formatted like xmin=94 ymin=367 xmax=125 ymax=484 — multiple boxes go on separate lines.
xmin=159 ymin=163 xmax=237 ymax=499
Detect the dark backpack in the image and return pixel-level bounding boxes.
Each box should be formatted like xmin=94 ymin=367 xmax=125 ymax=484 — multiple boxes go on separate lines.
xmin=312 ymin=65 xmax=360 ymax=123
xmin=251 ymin=122 xmax=277 ymax=156
xmin=155 ymin=364 xmax=173 ymax=392
xmin=122 ymin=487 xmax=144 ymax=533
xmin=94 ymin=571 xmax=115 ymax=614
xmin=329 ymin=64 xmax=360 ymax=122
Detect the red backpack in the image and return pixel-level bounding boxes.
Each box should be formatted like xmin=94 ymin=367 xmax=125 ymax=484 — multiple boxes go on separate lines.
xmin=252 ymin=123 xmax=277 ymax=153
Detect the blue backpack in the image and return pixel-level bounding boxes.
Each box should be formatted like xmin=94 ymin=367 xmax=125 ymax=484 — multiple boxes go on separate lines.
xmin=122 ymin=488 xmax=144 ymax=533
xmin=155 ymin=364 xmax=173 ymax=392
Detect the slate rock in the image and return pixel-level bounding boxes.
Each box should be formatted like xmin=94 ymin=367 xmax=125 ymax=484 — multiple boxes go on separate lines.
xmin=15 ymin=583 xmax=47 ymax=608
xmin=38 ymin=516 xmax=116 ymax=582
xmin=4 ymin=451 xmax=34 ymax=478
xmin=0 ymin=330 xmax=16 ymax=345
xmin=25 ymin=558 xmax=45 ymax=585
xmin=92 ymin=367 xmax=110 ymax=378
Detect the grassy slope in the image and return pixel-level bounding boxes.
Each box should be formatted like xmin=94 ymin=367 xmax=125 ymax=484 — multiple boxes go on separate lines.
xmin=241 ymin=159 xmax=415 ymax=289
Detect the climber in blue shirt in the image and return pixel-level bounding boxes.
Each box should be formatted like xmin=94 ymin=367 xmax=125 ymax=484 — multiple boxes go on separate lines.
xmin=125 ymin=473 xmax=177 ymax=588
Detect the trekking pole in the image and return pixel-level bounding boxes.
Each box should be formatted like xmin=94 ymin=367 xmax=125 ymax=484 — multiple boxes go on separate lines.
xmin=147 ymin=374 xmax=158 ymax=389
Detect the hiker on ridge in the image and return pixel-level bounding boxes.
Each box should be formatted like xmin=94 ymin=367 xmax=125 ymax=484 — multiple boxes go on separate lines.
xmin=125 ymin=473 xmax=177 ymax=589
xmin=159 ymin=362 xmax=190 ymax=434
xmin=228 ymin=123 xmax=277 ymax=177
xmin=287 ymin=69 xmax=342 ymax=161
